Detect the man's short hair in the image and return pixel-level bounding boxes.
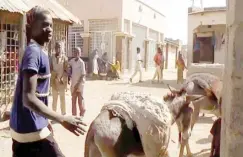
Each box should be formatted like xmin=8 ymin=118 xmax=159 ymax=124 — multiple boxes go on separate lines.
xmin=74 ymin=47 xmax=81 ymax=52
xmin=26 ymin=6 xmax=50 ymax=27
xmin=55 ymin=41 xmax=63 ymax=47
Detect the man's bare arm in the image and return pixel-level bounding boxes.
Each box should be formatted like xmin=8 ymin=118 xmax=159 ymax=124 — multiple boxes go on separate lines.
xmin=22 ymin=71 xmax=64 ymax=123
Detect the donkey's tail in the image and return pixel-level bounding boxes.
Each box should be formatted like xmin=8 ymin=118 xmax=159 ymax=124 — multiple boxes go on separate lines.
xmin=84 ymin=122 xmax=95 ymax=157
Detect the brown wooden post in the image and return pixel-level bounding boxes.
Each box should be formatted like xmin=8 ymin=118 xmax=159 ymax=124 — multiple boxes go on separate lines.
xmin=175 ymin=46 xmax=178 ymax=68
xmin=115 ymin=35 xmax=124 ymax=72
xmin=165 ymin=43 xmax=169 ymax=69
xmin=144 ymin=40 xmax=150 ymax=71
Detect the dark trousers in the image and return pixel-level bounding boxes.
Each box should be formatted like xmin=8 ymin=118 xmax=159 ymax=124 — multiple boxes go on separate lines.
xmin=12 ymin=135 xmax=64 ymax=157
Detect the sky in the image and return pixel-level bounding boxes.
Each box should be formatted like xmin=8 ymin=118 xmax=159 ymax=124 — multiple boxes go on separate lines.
xmin=142 ymin=0 xmax=226 ymax=44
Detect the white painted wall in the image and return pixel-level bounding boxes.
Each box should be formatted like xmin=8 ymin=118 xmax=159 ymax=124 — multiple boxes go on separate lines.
xmin=131 ymin=24 xmax=147 ymax=69
xmin=58 ymin=0 xmax=166 ymax=35
xmin=122 ymin=0 xmax=166 ymax=35
xmin=187 ymin=10 xmax=226 ymax=66
xmin=58 ymin=0 xmax=123 ymax=31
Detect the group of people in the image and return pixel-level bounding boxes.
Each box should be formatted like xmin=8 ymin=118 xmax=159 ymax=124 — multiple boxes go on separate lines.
xmin=50 ymin=43 xmax=86 ymax=117
xmin=129 ymin=46 xmax=187 ymax=84
xmin=90 ymin=50 xmax=121 ymax=80
xmin=9 ymin=6 xmax=87 ymax=156
xmin=9 ymin=5 xmax=122 ymax=156
xmin=129 ymin=47 xmax=165 ymax=83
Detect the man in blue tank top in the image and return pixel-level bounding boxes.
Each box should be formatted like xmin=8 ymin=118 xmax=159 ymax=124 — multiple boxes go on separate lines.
xmin=10 ymin=6 xmax=86 ymax=157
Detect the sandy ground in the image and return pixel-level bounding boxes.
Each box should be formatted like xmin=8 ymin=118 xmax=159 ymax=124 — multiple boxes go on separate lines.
xmin=0 ymin=69 xmax=214 ymax=157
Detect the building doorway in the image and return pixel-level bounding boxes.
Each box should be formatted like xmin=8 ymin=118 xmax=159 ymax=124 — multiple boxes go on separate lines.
xmin=193 ymin=33 xmax=214 ymax=63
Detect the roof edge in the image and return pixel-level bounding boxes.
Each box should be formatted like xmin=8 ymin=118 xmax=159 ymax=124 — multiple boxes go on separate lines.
xmin=188 ymin=7 xmax=226 ymax=15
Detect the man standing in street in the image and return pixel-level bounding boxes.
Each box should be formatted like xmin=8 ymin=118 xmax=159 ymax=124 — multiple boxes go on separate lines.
xmin=152 ymin=47 xmax=163 ymax=83
xmin=130 ymin=47 xmax=143 ymax=83
xmin=50 ymin=41 xmax=68 ymax=115
xmin=69 ymin=47 xmax=86 ymax=117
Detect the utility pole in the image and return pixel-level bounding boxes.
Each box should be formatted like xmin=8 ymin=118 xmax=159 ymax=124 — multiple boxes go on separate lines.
xmin=191 ymin=0 xmax=203 ymax=8
xmin=200 ymin=0 xmax=203 ymax=9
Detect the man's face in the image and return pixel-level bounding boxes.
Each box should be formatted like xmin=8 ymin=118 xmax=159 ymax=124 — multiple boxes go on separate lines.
xmin=31 ymin=13 xmax=53 ymax=43
xmin=74 ymin=49 xmax=81 ymax=58
xmin=55 ymin=44 xmax=61 ymax=55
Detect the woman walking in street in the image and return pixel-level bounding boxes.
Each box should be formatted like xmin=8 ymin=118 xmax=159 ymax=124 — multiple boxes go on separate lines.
xmin=90 ymin=49 xmax=99 ymax=79
xmin=176 ymin=52 xmax=186 ymax=84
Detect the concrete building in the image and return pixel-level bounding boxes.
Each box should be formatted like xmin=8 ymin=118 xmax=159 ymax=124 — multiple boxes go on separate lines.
xmin=187 ymin=7 xmax=226 ymax=78
xmin=163 ymin=38 xmax=182 ymax=69
xmin=57 ymin=0 xmax=166 ymax=73
xmin=221 ymin=0 xmax=243 ymax=156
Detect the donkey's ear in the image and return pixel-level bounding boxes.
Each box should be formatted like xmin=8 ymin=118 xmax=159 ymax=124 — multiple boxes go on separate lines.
xmin=185 ymin=95 xmax=203 ymax=103
xmin=167 ymin=84 xmax=180 ymax=94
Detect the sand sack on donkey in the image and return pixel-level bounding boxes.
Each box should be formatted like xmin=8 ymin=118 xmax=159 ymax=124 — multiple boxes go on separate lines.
xmin=102 ymin=91 xmax=172 ymax=157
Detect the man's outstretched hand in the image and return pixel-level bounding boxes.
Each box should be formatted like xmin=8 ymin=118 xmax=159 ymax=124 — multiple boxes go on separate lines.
xmin=61 ymin=116 xmax=87 ymax=136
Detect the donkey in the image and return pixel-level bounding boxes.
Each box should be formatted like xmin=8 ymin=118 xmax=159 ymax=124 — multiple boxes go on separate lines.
xmin=167 ymin=73 xmax=222 ymax=128
xmin=164 ymin=73 xmax=222 ymax=157
xmin=84 ymin=91 xmax=202 ymax=157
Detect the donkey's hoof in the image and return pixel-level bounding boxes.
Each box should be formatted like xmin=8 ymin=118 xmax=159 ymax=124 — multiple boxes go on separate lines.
xmin=187 ymin=153 xmax=193 ymax=157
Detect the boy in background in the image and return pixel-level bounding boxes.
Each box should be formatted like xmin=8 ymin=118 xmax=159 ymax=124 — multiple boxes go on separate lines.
xmin=69 ymin=47 xmax=86 ymax=117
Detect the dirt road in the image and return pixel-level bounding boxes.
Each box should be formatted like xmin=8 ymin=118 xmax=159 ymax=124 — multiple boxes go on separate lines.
xmin=0 ymin=69 xmax=214 ymax=157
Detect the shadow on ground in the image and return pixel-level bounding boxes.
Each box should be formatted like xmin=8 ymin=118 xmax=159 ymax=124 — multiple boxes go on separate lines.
xmin=191 ymin=148 xmax=211 ymax=157
xmin=109 ymin=79 xmax=181 ymax=90
xmin=196 ymin=135 xmax=212 ymax=144
xmin=197 ymin=115 xmax=214 ymax=124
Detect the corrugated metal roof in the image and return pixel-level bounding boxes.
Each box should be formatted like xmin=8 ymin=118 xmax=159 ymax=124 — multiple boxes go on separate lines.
xmin=0 ymin=0 xmax=81 ymax=24
xmin=0 ymin=0 xmax=29 ymax=13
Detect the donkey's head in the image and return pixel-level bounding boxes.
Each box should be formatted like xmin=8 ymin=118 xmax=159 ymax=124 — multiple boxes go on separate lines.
xmin=163 ymin=84 xmax=186 ymax=102
xmin=163 ymin=85 xmax=204 ymax=121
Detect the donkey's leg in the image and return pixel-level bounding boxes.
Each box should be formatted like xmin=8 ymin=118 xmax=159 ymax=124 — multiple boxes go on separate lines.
xmin=84 ymin=122 xmax=102 ymax=157
xmin=93 ymin=110 xmax=124 ymax=157
xmin=177 ymin=118 xmax=186 ymax=157
xmin=191 ymin=103 xmax=200 ymax=130
xmin=89 ymin=142 xmax=102 ymax=157
xmin=186 ymin=142 xmax=193 ymax=157
xmin=179 ymin=143 xmax=185 ymax=157
xmin=179 ymin=129 xmax=193 ymax=157
xmin=181 ymin=107 xmax=193 ymax=157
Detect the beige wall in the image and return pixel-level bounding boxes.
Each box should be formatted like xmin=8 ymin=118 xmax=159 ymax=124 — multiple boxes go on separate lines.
xmin=187 ymin=11 xmax=226 ymax=66
xmin=167 ymin=44 xmax=178 ymax=69
xmin=122 ymin=0 xmax=166 ymax=35
xmin=58 ymin=0 xmax=166 ymax=35
xmin=58 ymin=0 xmax=123 ymax=31
xmin=57 ymin=0 xmax=166 ymax=71
xmin=163 ymin=43 xmax=179 ymax=69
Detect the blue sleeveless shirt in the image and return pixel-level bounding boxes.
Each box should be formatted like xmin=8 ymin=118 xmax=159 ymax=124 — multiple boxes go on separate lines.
xmin=10 ymin=41 xmax=51 ymax=134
